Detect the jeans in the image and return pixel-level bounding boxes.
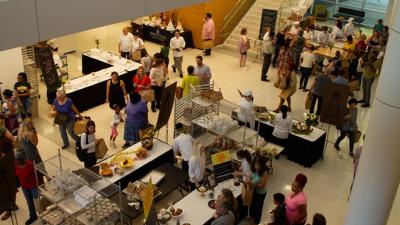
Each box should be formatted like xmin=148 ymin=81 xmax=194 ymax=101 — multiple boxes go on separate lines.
xmin=59 ymin=118 xmax=79 ymax=146
xmin=310 ymin=94 xmax=323 ymax=116
xmin=151 ymin=85 xmax=164 ymax=110
xmin=121 ymin=52 xmax=131 ymax=59
xmin=362 ymin=77 xmax=375 ymax=104
xmin=261 ymin=53 xmax=272 ymax=80
xmin=299 ymin=67 xmax=313 ymax=89
xmin=20 ymin=97 xmax=32 ymax=118
xmin=335 ymin=129 xmax=355 ymax=153
xmin=22 ymin=187 xmax=38 ymax=219
xmin=173 ymin=56 xmax=183 ymax=75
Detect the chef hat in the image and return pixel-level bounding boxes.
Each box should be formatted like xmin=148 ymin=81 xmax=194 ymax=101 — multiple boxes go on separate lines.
xmin=243 ymin=90 xmax=253 ymax=97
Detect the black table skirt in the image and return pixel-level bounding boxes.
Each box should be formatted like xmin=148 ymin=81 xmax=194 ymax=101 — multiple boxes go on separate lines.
xmin=140 ymin=24 xmax=194 ymax=48
xmin=109 ymin=161 xmax=187 ymax=222
xmin=68 ymin=55 xmax=137 ymax=112
xmin=82 ymin=54 xmax=113 ymax=75
xmin=256 ymin=121 xmax=326 ymax=167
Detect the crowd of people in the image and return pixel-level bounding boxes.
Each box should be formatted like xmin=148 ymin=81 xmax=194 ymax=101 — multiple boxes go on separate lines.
xmin=1 ymin=11 xmax=387 ymax=225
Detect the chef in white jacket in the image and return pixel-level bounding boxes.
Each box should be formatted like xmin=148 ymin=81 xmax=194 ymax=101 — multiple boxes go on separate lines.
xmin=344 ymin=17 xmax=355 ymax=37
xmin=238 ymin=90 xmax=256 ymax=129
xmin=188 ymin=143 xmax=206 ymax=189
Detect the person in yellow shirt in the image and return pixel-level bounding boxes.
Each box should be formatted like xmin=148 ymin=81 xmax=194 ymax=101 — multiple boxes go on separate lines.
xmin=343 ymin=35 xmax=356 ymax=58
xmin=181 ymin=66 xmax=200 ymax=97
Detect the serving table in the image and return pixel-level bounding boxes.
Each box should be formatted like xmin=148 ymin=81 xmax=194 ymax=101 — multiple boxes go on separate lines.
xmin=64 ymin=49 xmax=141 ymax=111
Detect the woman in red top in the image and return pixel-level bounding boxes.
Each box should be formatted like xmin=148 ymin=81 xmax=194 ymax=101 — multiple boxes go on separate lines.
xmin=355 ymin=34 xmax=367 ymax=53
xmin=132 ymin=66 xmax=151 ymax=93
xmin=15 ymin=150 xmax=39 ymax=225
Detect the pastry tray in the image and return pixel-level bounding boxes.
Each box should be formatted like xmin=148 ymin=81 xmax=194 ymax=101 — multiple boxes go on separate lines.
xmin=140 ymin=170 xmax=165 ymax=185
xmin=122 ymin=181 xmax=162 ymax=201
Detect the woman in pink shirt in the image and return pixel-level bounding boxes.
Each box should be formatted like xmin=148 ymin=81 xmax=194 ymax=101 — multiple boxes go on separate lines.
xmin=286 ymin=173 xmax=308 ymax=225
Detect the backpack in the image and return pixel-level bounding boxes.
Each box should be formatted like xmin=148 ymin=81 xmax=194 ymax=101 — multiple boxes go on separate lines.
xmin=76 ymin=133 xmax=89 ymax=162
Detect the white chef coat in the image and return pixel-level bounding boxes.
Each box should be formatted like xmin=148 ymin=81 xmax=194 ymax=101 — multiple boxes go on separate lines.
xmin=131 ymin=37 xmax=144 ymax=52
xmin=173 ymin=133 xmax=194 ymax=161
xmin=119 ymin=32 xmax=134 ymax=52
xmin=238 ymin=97 xmax=255 ymax=129
xmin=188 ymin=154 xmax=206 ymax=183
xmin=53 ymin=53 xmax=63 ymax=76
xmin=170 ymin=36 xmax=186 ymax=57
xmin=330 ymin=26 xmax=343 ymax=41
xmin=303 ymin=30 xmax=314 ymax=41
xmin=317 ymin=32 xmax=330 ymax=47
xmin=272 ymin=113 xmax=293 ymax=139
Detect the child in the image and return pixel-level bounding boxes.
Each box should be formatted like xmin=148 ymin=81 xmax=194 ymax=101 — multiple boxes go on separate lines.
xmin=110 ymin=104 xmax=124 ymax=148
xmin=267 ymin=193 xmax=288 ymax=225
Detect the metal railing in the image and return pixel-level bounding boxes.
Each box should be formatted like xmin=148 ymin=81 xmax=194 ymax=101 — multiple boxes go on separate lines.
xmin=220 ymin=0 xmax=257 ymax=41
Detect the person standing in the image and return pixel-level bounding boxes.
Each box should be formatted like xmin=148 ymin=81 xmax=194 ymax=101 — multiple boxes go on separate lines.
xmin=333 ymin=68 xmax=348 ymax=86
xmin=52 ymin=47 xmax=63 ymax=76
xmin=188 ymin=143 xmax=206 ymax=190
xmin=249 ymin=157 xmax=269 ymax=224
xmin=14 ymin=150 xmax=39 ymax=225
xmin=131 ymin=33 xmax=144 ymax=53
xmin=201 ymin=13 xmax=215 ymax=56
xmin=286 ymin=174 xmax=308 ymax=225
xmin=291 ymin=30 xmax=306 ymax=71
xmin=307 ymin=214 xmax=326 ymax=225
xmin=106 ymin=71 xmax=127 ymax=109
xmin=2 ymin=89 xmax=20 ymax=133
xmin=180 ymin=65 xmax=200 ymax=97
xmin=159 ymin=39 xmax=170 ymax=68
xmin=194 ymin=55 xmax=212 ymax=85
xmin=268 ymin=193 xmax=289 ymax=225
xmin=317 ymin=26 xmax=330 ymax=47
xmin=299 ymin=46 xmax=316 ymax=91
xmin=373 ymin=19 xmax=384 ymax=33
xmin=132 ymin=66 xmax=151 ymax=93
xmin=81 ymin=120 xmax=100 ymax=167
xmin=272 ymin=105 xmax=293 ymax=148
xmin=122 ymin=92 xmax=148 ymax=148
xmin=233 ymin=149 xmax=252 ymax=182
xmin=238 ymin=28 xmax=250 ymax=69
xmin=261 ymin=31 xmax=275 ymax=82
xmin=344 ymin=17 xmax=355 ymax=37
xmin=309 ymin=72 xmax=331 ymax=116
xmin=170 ymin=29 xmax=186 ymax=78
xmin=14 ymin=72 xmax=32 ymax=119
xmin=334 ymin=98 xmax=358 ymax=155
xmin=149 ymin=59 xmax=166 ymax=112
xmin=289 ymin=21 xmax=300 ymax=36
xmin=302 ymin=26 xmax=314 ymax=42
xmin=109 ymin=104 xmax=123 ymax=148
xmin=118 ymin=27 xmax=133 ymax=59
xmin=238 ymin=90 xmax=256 ymax=129
xmin=140 ymin=49 xmax=152 ymax=74
xmin=272 ymin=29 xmax=286 ymax=67
xmin=52 ymin=90 xmax=81 ymax=149
xmin=359 ymin=51 xmax=382 ymax=107
xmin=173 ymin=123 xmax=194 ymax=172
xmin=330 ymin=20 xmax=343 ymax=41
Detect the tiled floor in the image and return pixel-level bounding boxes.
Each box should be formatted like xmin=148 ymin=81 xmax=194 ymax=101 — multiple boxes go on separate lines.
xmin=2 ymin=40 xmax=399 ymax=225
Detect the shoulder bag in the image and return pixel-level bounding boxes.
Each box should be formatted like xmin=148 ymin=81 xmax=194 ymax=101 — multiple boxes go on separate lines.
xmin=76 ymin=133 xmax=89 ymax=162
xmin=54 ymin=112 xmax=69 ymax=126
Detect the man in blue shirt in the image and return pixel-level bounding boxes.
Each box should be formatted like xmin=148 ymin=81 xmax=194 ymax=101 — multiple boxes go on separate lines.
xmin=333 ymin=69 xmax=348 ymax=86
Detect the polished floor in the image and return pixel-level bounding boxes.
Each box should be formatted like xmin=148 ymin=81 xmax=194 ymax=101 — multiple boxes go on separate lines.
xmin=2 ymin=40 xmax=399 ymax=225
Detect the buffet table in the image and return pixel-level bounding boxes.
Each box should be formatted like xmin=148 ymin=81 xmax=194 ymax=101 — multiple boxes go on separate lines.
xmin=170 ymin=179 xmax=242 ymax=225
xmin=64 ymin=49 xmax=141 ymax=111
xmin=110 ymin=163 xmax=188 ymax=225
xmin=140 ymin=23 xmax=194 ymax=48
xmin=93 ymin=139 xmax=174 ymax=189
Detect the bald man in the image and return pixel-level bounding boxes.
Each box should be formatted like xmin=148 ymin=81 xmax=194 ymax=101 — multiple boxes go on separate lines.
xmin=119 ymin=27 xmax=133 ymax=59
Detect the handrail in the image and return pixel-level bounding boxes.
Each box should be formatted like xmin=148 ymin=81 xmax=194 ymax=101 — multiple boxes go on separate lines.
xmin=220 ymin=0 xmax=257 ymax=39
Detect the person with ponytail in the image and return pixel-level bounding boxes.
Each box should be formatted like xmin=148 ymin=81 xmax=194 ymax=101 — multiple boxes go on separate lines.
xmin=272 ymin=105 xmax=293 ymax=148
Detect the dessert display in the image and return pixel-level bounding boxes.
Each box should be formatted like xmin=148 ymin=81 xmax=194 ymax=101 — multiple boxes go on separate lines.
xmin=258 ymin=112 xmax=275 ymax=122
xmin=142 ymin=16 xmax=151 ymax=25
xmin=79 ymin=197 xmax=120 ymax=223
xmin=99 ymin=162 xmax=113 ymax=177
xmin=176 ymin=21 xmax=184 ymax=32
xmin=157 ymin=208 xmax=172 ymax=223
xmin=197 ymin=186 xmax=208 ymax=196
xmin=41 ymin=206 xmax=66 ymax=225
xmin=166 ymin=20 xmax=175 ymax=31
xmin=120 ymin=158 xmax=134 ymax=168
xmin=135 ymin=147 xmax=149 ymax=160
xmin=150 ymin=16 xmax=157 ymax=26
xmin=169 ymin=207 xmax=183 ymax=217
xmin=124 ymin=181 xmax=161 ymax=201
xmin=113 ymin=167 xmax=124 ymax=176
xmin=211 ymin=136 xmax=239 ymax=150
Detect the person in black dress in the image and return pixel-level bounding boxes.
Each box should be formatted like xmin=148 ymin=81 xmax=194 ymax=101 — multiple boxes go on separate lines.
xmin=106 ymin=71 xmax=127 ymax=109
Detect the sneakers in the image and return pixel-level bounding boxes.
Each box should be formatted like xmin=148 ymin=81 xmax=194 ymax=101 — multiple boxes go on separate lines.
xmin=25 ymin=216 xmax=38 ymax=225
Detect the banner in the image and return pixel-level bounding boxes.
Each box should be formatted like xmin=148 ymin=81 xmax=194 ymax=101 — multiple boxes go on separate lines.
xmin=37 ymin=47 xmax=61 ymax=92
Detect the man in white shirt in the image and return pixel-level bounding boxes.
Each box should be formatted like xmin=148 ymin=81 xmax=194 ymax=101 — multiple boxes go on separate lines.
xmin=131 ymin=33 xmax=144 ymax=61
xmin=188 ymin=144 xmax=206 ymax=189
xmin=317 ymin=26 xmax=330 ymax=47
xmin=238 ymin=90 xmax=256 ymax=129
xmin=290 ymin=21 xmax=301 ymax=36
xmin=118 ymin=27 xmax=133 ymax=59
xmin=173 ymin=123 xmax=194 ymax=172
xmin=52 ymin=47 xmax=63 ymax=77
xmin=299 ymin=46 xmax=316 ymax=91
xmin=170 ymin=30 xmax=186 ymax=78
xmin=261 ymin=31 xmax=274 ymax=82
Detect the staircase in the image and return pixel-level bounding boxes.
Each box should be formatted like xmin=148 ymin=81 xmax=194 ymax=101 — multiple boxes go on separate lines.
xmin=218 ymin=0 xmax=298 ymax=59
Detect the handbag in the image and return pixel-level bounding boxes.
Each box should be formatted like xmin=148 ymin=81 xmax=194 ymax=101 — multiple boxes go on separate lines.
xmin=241 ymin=182 xmax=254 ymax=206
xmin=73 ymin=116 xmax=90 ymax=135
xmin=201 ymin=40 xmax=214 ymax=50
xmin=76 ymin=133 xmax=89 ymax=162
xmin=139 ymin=89 xmax=155 ymax=102
xmin=54 ymin=112 xmax=69 ymax=126
xmin=95 ymin=138 xmax=108 ymax=159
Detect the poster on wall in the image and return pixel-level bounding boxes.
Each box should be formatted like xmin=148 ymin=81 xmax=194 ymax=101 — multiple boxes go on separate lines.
xmin=258 ymin=9 xmax=278 ymax=40
xmin=37 ymin=47 xmax=61 ymax=92
xmin=320 ymin=83 xmax=349 ymax=127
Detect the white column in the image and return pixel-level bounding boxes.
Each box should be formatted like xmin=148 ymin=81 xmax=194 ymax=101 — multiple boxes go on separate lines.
xmin=384 ymin=0 xmax=398 ymax=27
xmin=344 ymin=2 xmax=400 ymax=225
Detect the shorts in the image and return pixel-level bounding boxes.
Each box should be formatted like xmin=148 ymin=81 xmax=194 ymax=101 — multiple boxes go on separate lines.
xmin=240 ymin=51 xmax=248 ymax=55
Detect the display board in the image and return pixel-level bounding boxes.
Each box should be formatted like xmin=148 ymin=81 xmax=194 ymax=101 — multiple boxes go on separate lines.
xmin=320 ymin=83 xmax=349 ymax=127
xmin=155 ymin=82 xmax=177 ymax=131
xmin=37 ymin=47 xmax=61 ymax=92
xmin=258 ymin=9 xmax=278 ymax=40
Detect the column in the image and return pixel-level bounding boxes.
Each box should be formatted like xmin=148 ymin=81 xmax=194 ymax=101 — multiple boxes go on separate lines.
xmin=344 ymin=2 xmax=400 ymax=225
xmin=384 ymin=0 xmax=398 ymax=27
